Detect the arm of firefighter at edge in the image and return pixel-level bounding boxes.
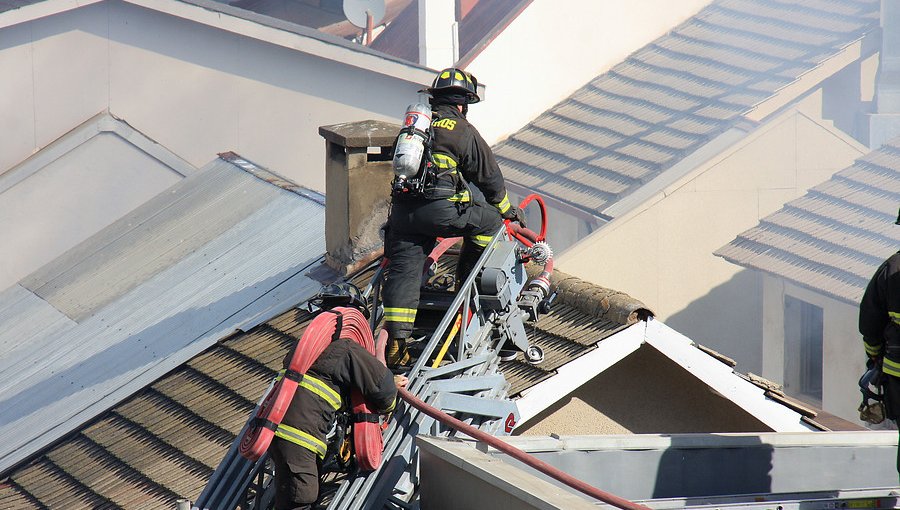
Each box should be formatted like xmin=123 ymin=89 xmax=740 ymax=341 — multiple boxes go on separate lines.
xmin=860 ymin=258 xmax=890 ymax=359
xmin=344 ymin=341 xmax=399 ymax=414
xmin=463 ymin=126 xmax=511 ymax=215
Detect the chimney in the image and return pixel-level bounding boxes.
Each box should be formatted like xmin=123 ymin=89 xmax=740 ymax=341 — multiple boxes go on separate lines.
xmin=319 ymin=120 xmax=398 ymax=275
xmin=418 ymin=0 xmax=458 ymax=68
xmin=868 ymin=0 xmax=900 ymax=147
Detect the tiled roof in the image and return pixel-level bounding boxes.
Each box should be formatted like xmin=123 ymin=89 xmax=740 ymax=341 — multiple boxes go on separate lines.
xmin=0 ymin=153 xmax=326 ymax=477
xmin=0 ymin=259 xmax=647 ymax=508
xmin=492 ymin=0 xmax=880 ymax=217
xmin=715 ymin=137 xmax=900 ymax=305
xmin=0 ymin=244 xmax=854 ymax=505
xmin=0 ymin=308 xmax=310 ymax=509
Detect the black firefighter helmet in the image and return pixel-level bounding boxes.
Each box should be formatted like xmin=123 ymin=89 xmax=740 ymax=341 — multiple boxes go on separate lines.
xmin=309 ymin=282 xmax=370 ymax=319
xmin=423 ymin=67 xmax=480 ymax=104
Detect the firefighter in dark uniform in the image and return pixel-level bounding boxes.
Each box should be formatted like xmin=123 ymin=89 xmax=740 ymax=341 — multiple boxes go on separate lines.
xmin=859 ymin=206 xmax=900 ymax=478
xmin=382 ymin=67 xmax=525 ymax=367
xmin=269 ymin=297 xmax=408 ymax=510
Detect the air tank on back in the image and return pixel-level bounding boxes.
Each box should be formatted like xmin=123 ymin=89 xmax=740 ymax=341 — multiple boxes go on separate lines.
xmin=392 ymin=103 xmax=432 ymax=180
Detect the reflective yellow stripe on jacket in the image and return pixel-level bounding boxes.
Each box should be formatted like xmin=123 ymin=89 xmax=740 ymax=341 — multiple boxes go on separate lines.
xmin=494 ymin=192 xmax=511 ymax=214
xmin=277 ymin=370 xmax=341 ymax=410
xmin=384 ymin=307 xmax=417 ymax=323
xmin=431 ymin=153 xmax=457 ymax=170
xmin=471 ymin=234 xmax=493 ymax=248
xmin=883 ymin=357 xmax=900 ymax=378
xmin=865 ymin=340 xmax=883 ymax=357
xmin=447 ymin=190 xmax=471 ymax=203
xmin=274 ymin=423 xmax=328 ymax=458
xmin=891 ymin=311 xmax=900 ymax=325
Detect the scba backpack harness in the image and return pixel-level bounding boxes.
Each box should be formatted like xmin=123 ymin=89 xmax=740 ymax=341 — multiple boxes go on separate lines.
xmin=239 ymin=294 xmax=388 ymax=471
xmin=391 ymin=103 xmax=470 ymax=202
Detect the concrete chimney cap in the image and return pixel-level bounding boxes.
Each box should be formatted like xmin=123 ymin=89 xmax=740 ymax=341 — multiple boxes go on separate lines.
xmin=318 ymin=120 xmax=400 ymax=148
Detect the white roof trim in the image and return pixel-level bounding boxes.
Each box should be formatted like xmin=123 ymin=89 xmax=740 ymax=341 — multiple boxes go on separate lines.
xmin=514 ymin=318 xmax=818 ymax=433
xmin=642 ymin=319 xmax=817 ymax=433
xmin=516 ymin=322 xmax=645 ymax=426
xmin=0 ymin=0 xmax=105 ymax=30
xmin=0 ymin=0 xmax=435 ymax=84
xmin=0 ymin=110 xmax=196 ymax=194
xmin=746 ymin=36 xmax=875 ymax=123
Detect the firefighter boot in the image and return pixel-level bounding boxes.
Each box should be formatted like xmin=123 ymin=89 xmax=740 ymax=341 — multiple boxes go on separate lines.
xmin=387 ymin=337 xmax=411 ymax=370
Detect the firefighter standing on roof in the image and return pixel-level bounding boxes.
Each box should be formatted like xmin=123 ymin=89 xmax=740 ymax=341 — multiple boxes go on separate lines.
xmin=859 ymin=206 xmax=900 ymax=478
xmin=382 ymin=68 xmax=525 ymax=368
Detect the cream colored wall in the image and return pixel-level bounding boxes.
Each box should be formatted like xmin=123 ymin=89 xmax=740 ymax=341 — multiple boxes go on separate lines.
xmin=465 ymin=0 xmax=712 ymax=145
xmin=761 ymin=276 xmax=868 ymax=424
xmin=558 ymin=108 xmax=867 ymax=374
xmin=0 ymin=1 xmax=425 ymax=191
xmin=516 ymin=345 xmax=770 ymax=435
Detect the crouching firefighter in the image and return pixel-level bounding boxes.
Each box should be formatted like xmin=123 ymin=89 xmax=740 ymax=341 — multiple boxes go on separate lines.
xmin=383 ymin=67 xmax=526 ymax=368
xmin=270 ymin=284 xmax=408 ymax=510
xmin=858 ymin=206 xmax=900 ymax=477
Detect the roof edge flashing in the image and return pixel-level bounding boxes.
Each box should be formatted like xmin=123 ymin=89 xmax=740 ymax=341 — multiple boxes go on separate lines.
xmin=643 ymin=319 xmax=819 ymax=433
xmin=125 ymin=0 xmax=435 ymax=85
xmin=746 ymin=33 xmax=879 ymax=123
xmin=0 ymin=110 xmax=195 ymax=195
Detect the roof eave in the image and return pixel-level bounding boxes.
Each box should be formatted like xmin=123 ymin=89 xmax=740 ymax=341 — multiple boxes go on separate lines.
xmin=0 ymin=0 xmax=435 ymax=85
xmin=746 ymin=32 xmax=880 ymax=123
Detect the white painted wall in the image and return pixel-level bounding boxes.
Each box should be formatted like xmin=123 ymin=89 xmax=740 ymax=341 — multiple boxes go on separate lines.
xmin=465 ymin=0 xmax=713 ymax=145
xmin=557 ymin=106 xmax=867 ymax=375
xmin=761 ymin=276 xmax=868 ymax=425
xmin=0 ymin=0 xmax=430 ymax=192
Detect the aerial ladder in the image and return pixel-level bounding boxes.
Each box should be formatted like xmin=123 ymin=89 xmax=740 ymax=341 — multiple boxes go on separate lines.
xmin=192 ymin=195 xmax=586 ymax=510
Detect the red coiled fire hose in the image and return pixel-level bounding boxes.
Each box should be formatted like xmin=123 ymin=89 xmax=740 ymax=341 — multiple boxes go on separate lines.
xmin=239 ymin=306 xmax=386 ymax=471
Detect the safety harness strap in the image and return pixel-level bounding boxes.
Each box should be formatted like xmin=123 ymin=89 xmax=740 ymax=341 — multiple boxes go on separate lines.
xmin=328 ymin=310 xmax=343 ymax=343
xmin=353 ymin=412 xmax=380 ymax=424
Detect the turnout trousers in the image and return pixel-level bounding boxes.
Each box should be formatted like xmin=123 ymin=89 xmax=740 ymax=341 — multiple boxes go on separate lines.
xmin=382 ymin=196 xmax=502 ymax=340
xmin=270 ymin=438 xmax=320 ymax=510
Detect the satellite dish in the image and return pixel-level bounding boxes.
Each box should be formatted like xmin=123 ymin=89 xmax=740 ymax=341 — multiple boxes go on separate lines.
xmin=343 ymin=0 xmax=386 ymax=28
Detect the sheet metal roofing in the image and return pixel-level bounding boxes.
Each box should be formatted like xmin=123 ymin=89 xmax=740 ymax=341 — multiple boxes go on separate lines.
xmin=0 ymin=252 xmax=847 ymax=507
xmin=715 ymin=137 xmax=900 ymax=305
xmin=0 ymin=153 xmax=326 ymax=478
xmin=492 ymin=0 xmax=880 ymax=217
xmin=0 ymin=259 xmax=647 ymax=508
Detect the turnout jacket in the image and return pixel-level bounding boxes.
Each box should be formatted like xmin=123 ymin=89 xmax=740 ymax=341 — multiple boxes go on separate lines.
xmin=860 ymin=251 xmax=900 ymax=377
xmin=279 ymin=338 xmax=396 ymax=461
xmin=419 ymin=103 xmax=512 ymax=215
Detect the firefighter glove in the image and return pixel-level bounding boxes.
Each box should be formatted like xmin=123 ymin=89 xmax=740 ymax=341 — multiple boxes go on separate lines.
xmin=502 ymin=206 xmax=527 ymax=228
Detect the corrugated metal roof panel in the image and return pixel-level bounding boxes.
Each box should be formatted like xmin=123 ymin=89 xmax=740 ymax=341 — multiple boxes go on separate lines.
xmin=0 ymin=155 xmax=325 ymax=476
xmin=717 ymin=137 xmax=900 ymax=304
xmin=23 ymin=160 xmax=275 ymax=321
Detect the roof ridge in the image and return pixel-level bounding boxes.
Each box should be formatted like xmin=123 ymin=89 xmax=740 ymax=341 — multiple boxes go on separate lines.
xmin=528 ymin=266 xmax=653 ymax=325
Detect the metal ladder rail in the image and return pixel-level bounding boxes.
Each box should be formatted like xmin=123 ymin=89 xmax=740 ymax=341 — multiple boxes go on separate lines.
xmin=327 ymin=348 xmax=501 ymax=509
xmin=325 ymin=230 xmax=507 ymax=509
xmin=193 ymin=378 xmax=279 ymax=510
xmin=339 ymin=355 xmax=510 ymax=510
xmin=331 ymin=229 xmax=522 ymax=509
xmin=196 ymin=228 xmax=515 ymax=510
